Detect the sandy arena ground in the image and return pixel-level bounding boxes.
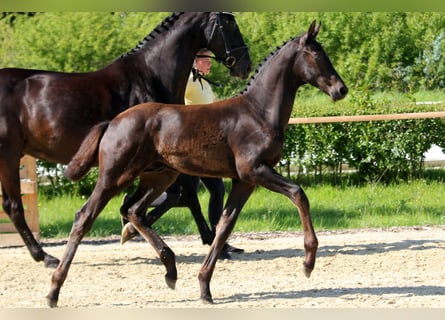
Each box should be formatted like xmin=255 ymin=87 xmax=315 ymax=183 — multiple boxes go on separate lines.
xmin=0 ymin=226 xmax=444 ymax=308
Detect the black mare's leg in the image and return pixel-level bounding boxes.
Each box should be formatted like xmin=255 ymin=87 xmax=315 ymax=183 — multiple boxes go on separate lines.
xmin=198 ymin=179 xmax=255 ymax=303
xmin=177 ymin=175 xmax=214 ymax=245
xmin=199 ymin=177 xmax=225 ymax=232
xmin=0 ymin=158 xmax=59 ymax=268
xmin=200 ymin=177 xmax=244 ymax=256
xmin=142 ymin=175 xmax=240 ymax=257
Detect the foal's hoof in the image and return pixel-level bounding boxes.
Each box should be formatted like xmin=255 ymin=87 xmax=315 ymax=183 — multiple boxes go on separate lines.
xmin=44 ymin=255 xmax=60 ymax=269
xmin=46 ymin=296 xmax=58 ymax=308
xmin=200 ymin=295 xmax=214 ymax=304
xmin=165 ymin=276 xmax=177 ymax=290
xmin=302 ymin=263 xmax=313 ymax=278
xmin=121 ymin=223 xmax=138 ymax=244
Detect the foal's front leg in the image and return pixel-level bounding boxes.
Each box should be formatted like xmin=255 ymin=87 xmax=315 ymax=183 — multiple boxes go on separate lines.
xmin=198 ymin=180 xmax=255 ymax=303
xmin=249 ymin=164 xmax=318 ymax=277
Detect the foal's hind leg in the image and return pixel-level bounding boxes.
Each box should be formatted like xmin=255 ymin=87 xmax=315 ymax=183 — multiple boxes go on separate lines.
xmin=0 ymin=158 xmax=59 ymax=268
xmin=121 ymin=174 xmax=214 ymax=246
xmin=140 ymin=175 xmax=214 ymax=245
xmin=120 ymin=181 xmax=182 ymax=244
xmin=47 ymin=185 xmax=122 ymax=307
xmin=143 ymin=175 xmax=214 ymax=245
xmin=121 ymin=171 xmax=180 ymax=289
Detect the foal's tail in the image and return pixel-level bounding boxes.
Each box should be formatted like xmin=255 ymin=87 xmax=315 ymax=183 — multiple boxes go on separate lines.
xmin=64 ymin=121 xmax=110 ymax=181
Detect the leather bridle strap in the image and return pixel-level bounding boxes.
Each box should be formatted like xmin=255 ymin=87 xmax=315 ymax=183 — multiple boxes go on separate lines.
xmin=206 ymin=12 xmax=249 ymax=68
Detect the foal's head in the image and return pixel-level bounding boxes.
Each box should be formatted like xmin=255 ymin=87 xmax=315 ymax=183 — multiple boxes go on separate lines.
xmin=205 ymin=12 xmax=251 ymax=79
xmin=294 ymin=21 xmax=348 ymax=101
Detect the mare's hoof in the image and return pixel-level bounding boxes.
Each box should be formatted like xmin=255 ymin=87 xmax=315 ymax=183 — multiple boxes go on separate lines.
xmin=165 ymin=276 xmax=177 ymax=290
xmin=224 ymin=243 xmax=244 ymax=254
xmin=44 ymin=255 xmax=60 ymax=269
xmin=219 ymin=243 xmax=244 ymax=260
xmin=121 ymin=223 xmax=138 ymax=244
xmin=302 ymin=263 xmax=313 ymax=278
xmin=219 ymin=250 xmax=232 ymax=260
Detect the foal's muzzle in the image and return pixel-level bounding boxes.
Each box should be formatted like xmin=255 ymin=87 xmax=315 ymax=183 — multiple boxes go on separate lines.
xmin=330 ymin=83 xmax=348 ymax=101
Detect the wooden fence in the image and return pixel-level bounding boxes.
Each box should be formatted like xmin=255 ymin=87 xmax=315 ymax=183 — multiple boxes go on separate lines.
xmin=0 ymin=156 xmax=39 ymax=246
xmin=0 ymin=111 xmax=443 ymax=246
xmin=288 ymin=111 xmax=445 ymax=124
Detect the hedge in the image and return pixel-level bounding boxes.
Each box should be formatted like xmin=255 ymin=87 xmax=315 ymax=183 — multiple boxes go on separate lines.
xmin=280 ymin=92 xmax=445 ymax=184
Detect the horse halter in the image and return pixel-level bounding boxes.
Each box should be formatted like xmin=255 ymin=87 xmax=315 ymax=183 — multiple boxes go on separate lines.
xmin=202 ymin=12 xmax=249 ymax=69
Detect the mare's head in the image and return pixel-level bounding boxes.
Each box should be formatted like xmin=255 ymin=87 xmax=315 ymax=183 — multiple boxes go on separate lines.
xmin=205 ymin=12 xmax=251 ymax=79
xmin=294 ymin=21 xmax=348 ymax=101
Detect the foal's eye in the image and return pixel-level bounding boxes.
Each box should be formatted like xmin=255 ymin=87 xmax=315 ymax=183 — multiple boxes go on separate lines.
xmin=307 ymin=51 xmax=321 ymax=62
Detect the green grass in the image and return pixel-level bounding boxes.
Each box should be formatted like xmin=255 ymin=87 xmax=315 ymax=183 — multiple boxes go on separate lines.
xmin=38 ymin=178 xmax=445 ymax=239
xmin=236 ymin=180 xmax=444 ymax=232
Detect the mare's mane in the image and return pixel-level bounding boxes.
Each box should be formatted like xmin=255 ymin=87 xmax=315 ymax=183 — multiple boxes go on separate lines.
xmin=119 ymin=12 xmax=184 ymax=59
xmin=238 ymin=36 xmax=298 ymax=96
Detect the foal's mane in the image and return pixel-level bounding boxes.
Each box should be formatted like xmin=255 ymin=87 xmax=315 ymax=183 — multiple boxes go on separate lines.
xmin=238 ymin=36 xmax=298 ymax=96
xmin=120 ymin=12 xmax=184 ymax=59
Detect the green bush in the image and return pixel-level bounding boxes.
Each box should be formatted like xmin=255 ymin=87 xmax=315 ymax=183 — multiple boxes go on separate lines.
xmin=2 ymin=12 xmax=444 ymax=94
xmin=281 ymin=91 xmax=445 ymax=184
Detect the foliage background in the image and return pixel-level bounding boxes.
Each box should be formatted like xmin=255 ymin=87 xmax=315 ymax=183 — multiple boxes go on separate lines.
xmin=2 ymin=12 xmax=444 ymax=93
xmin=1 ymin=12 xmax=445 ymax=192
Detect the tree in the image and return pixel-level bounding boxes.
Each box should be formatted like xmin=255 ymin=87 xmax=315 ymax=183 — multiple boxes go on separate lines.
xmin=3 ymin=12 xmax=169 ymax=72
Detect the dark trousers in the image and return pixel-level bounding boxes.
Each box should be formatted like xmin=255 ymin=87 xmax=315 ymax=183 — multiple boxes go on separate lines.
xmin=200 ymin=177 xmax=225 ymax=232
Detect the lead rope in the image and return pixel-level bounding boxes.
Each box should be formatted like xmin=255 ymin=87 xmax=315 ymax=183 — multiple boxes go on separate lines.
xmin=191 ymin=67 xmax=222 ymax=89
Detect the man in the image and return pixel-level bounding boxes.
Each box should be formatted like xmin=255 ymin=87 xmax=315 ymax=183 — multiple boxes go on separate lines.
xmin=185 ymin=48 xmax=243 ymax=258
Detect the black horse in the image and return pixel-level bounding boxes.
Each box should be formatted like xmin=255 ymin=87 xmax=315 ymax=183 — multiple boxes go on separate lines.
xmin=47 ymin=21 xmax=347 ymax=307
xmin=0 ymin=12 xmax=251 ymax=268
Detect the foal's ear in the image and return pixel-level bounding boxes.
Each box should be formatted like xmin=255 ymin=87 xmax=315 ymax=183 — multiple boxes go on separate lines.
xmin=301 ymin=20 xmax=321 ymax=44
xmin=307 ymin=20 xmax=321 ymax=40
xmin=312 ymin=21 xmax=321 ymax=38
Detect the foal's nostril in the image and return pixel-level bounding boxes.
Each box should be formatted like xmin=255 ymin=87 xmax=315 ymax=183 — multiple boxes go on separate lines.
xmin=330 ymin=83 xmax=348 ymax=101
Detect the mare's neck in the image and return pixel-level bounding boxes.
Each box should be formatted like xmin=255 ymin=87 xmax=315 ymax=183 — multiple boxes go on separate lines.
xmin=117 ymin=14 xmax=206 ymax=105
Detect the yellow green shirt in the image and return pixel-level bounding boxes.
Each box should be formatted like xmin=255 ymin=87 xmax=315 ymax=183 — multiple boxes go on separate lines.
xmin=184 ymin=73 xmax=216 ymax=105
